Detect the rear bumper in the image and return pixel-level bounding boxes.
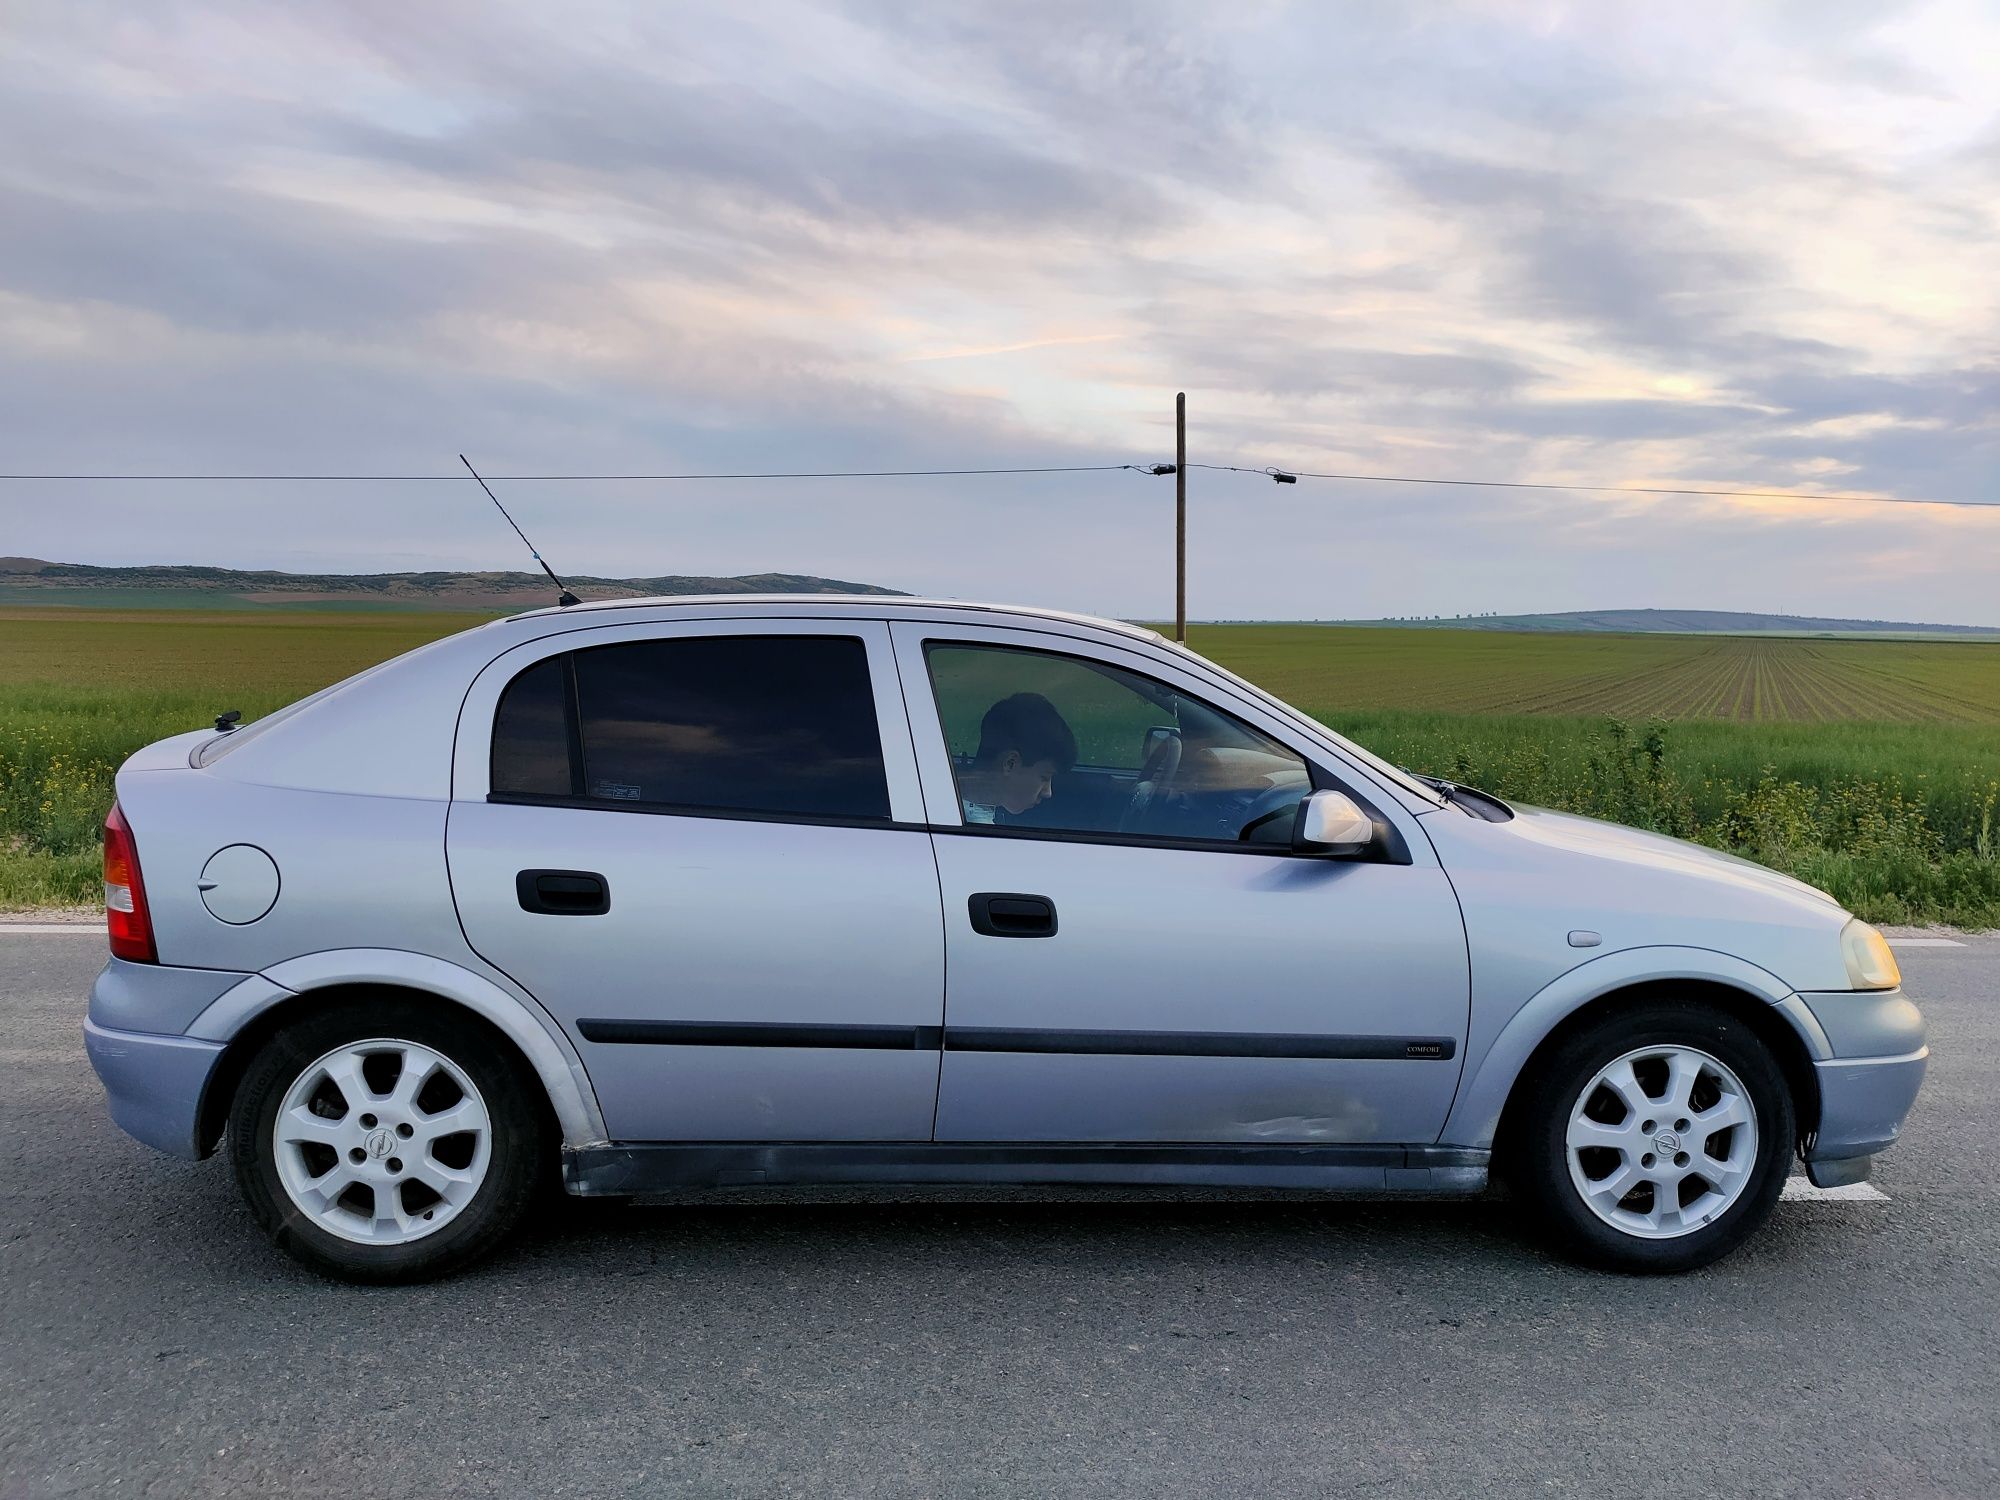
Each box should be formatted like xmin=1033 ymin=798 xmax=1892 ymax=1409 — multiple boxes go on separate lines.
xmin=89 ymin=955 xmax=249 ymax=1035
xmin=83 ymin=1017 xmax=226 ymax=1160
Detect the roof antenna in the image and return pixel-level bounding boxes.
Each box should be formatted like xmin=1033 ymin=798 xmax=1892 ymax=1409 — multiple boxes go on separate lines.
xmin=459 ymin=453 xmax=579 ymax=606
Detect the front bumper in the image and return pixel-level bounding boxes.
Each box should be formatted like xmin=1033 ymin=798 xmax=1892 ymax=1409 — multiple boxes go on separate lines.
xmin=1796 ymin=987 xmax=1928 ymax=1177
xmin=83 ymin=1018 xmax=226 ymax=1161
xmin=1808 ymin=1049 xmax=1928 ymax=1163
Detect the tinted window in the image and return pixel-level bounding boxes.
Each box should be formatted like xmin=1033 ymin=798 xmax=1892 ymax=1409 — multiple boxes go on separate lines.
xmin=570 ymin=635 xmax=890 ymax=820
xmin=926 ymin=643 xmax=1311 ymax=845
xmin=491 ymin=656 xmax=572 ymax=797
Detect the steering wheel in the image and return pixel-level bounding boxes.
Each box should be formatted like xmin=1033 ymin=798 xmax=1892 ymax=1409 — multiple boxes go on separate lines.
xmin=1117 ymin=734 xmax=1183 ymax=834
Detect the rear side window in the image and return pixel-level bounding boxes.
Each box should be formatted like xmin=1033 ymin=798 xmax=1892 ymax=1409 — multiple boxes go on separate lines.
xmin=489 ymin=635 xmax=890 ymax=822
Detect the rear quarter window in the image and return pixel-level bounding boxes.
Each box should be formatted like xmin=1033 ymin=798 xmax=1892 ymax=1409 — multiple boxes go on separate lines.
xmin=490 ymin=656 xmax=573 ymax=797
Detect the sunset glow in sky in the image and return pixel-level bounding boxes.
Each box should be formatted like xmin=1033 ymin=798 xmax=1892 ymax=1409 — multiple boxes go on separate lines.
xmin=3 ymin=2 xmax=1996 ymax=621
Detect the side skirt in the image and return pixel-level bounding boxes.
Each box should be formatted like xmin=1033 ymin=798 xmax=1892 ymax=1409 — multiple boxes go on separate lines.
xmin=562 ymin=1142 xmax=1491 ymax=1197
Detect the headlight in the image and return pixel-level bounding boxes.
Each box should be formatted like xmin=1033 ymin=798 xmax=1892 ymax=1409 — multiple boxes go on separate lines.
xmin=1840 ymin=918 xmax=1901 ymax=991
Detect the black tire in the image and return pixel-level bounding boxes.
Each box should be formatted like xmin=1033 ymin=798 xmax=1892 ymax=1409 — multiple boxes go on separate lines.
xmin=1507 ymin=999 xmax=1794 ymax=1273
xmin=227 ymin=998 xmax=550 ymax=1284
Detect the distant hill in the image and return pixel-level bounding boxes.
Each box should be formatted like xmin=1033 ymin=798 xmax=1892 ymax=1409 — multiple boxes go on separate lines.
xmin=0 ymin=558 xmax=905 ymax=611
xmin=1345 ymin=607 xmax=2000 ymax=640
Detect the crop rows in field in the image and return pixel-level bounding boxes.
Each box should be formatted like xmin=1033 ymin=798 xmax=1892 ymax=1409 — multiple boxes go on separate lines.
xmin=1192 ymin=627 xmax=2000 ymax=725
xmin=4 ymin=608 xmax=1999 ymax=729
xmin=1463 ymin=639 xmax=1996 ymax=723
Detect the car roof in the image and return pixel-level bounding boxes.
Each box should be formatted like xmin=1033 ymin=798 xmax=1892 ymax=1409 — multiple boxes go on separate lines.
xmin=504 ymin=593 xmax=1171 ymax=646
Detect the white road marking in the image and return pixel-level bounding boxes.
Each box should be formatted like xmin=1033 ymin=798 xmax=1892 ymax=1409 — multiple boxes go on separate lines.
xmin=1889 ymin=937 xmax=1965 ymax=948
xmin=1781 ymin=1176 xmax=1889 ymax=1203
xmin=0 ymin=924 xmax=105 ymax=936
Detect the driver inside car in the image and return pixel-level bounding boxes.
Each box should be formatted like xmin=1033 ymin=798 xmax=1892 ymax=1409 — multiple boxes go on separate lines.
xmin=956 ymin=691 xmax=1078 ymax=824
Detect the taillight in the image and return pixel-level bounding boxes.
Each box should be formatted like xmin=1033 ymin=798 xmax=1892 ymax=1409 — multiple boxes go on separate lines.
xmin=104 ymin=801 xmax=157 ymax=964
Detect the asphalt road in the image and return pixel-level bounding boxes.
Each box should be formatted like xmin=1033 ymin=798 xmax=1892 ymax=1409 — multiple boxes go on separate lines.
xmin=3 ymin=932 xmax=1996 ymax=1499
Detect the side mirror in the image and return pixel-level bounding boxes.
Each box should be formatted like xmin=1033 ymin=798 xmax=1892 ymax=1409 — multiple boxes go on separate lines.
xmin=1293 ymin=789 xmax=1375 ymax=855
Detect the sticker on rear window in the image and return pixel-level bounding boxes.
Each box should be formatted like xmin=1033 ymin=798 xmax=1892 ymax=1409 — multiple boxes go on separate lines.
xmin=591 ymin=781 xmax=642 ymax=801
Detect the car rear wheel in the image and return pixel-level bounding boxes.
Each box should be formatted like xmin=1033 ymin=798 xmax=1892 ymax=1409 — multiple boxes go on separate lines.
xmin=1510 ymin=1000 xmax=1793 ymax=1273
xmin=228 ymin=999 xmax=547 ymax=1283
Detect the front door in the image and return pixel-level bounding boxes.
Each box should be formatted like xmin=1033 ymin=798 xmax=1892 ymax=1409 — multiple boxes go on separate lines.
xmin=447 ymin=619 xmax=944 ymax=1142
xmin=894 ymin=623 xmax=1470 ymax=1145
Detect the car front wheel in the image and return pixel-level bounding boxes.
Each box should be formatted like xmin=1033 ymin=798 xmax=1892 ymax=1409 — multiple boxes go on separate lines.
xmin=1511 ymin=1000 xmax=1794 ymax=1273
xmin=228 ymin=999 xmax=547 ymax=1283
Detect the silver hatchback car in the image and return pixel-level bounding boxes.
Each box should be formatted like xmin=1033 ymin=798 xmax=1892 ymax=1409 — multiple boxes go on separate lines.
xmin=85 ymin=597 xmax=1926 ymax=1281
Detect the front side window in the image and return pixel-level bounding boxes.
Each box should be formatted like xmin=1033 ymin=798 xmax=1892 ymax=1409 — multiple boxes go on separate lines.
xmin=924 ymin=643 xmax=1313 ymax=845
xmin=489 ymin=635 xmax=890 ymax=822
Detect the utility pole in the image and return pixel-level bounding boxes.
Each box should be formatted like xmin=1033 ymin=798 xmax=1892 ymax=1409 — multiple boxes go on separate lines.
xmin=1175 ymin=391 xmax=1187 ymax=643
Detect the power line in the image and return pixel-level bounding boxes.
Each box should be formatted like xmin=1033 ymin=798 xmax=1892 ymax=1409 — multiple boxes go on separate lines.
xmin=0 ymin=464 xmax=1162 ymax=481
xmin=0 ymin=459 xmax=1986 ymax=507
xmin=1183 ymin=463 xmax=1994 ymax=509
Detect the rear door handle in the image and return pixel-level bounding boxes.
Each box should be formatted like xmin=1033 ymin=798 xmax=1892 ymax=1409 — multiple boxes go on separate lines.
xmin=968 ymin=892 xmax=1057 ymax=938
xmin=516 ymin=869 xmax=610 ymax=916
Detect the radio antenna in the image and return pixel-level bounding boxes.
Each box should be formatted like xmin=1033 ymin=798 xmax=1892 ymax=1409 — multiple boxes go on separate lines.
xmin=459 ymin=454 xmax=579 ymax=606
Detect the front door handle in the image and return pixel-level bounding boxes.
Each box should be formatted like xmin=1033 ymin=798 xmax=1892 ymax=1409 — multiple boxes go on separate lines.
xmin=517 ymin=869 xmax=610 ymax=916
xmin=968 ymin=892 xmax=1057 ymax=938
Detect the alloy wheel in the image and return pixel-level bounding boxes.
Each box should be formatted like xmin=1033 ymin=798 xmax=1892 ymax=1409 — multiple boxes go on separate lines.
xmin=270 ymin=1038 xmax=493 ymax=1246
xmin=1563 ymin=1043 xmax=1759 ymax=1240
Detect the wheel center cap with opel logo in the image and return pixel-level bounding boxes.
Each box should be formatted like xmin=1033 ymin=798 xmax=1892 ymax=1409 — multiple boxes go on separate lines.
xmin=1652 ymin=1129 xmax=1682 ymax=1154
xmin=363 ymin=1128 xmax=396 ymax=1160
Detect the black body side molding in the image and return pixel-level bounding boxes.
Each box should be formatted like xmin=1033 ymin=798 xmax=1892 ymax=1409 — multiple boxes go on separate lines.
xmin=577 ymin=1019 xmax=941 ymax=1050
xmin=574 ymin=1020 xmax=1457 ymax=1061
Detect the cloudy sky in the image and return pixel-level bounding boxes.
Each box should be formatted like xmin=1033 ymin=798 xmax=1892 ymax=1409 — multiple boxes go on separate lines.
xmin=3 ymin=1 xmax=1996 ymax=622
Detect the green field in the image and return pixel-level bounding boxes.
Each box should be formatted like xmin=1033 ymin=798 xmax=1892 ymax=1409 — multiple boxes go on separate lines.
xmin=4 ymin=609 xmax=1997 ymax=925
xmin=0 ymin=608 xmax=488 ymax=908
xmin=1185 ymin=626 xmax=2000 ymax=724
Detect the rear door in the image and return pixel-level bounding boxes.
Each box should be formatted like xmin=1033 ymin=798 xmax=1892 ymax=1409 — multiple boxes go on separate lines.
xmin=447 ymin=618 xmax=944 ymax=1142
xmin=894 ymin=622 xmax=1471 ymax=1145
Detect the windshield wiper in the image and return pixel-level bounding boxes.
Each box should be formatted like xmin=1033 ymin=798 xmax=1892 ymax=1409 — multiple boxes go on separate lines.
xmin=1413 ymin=772 xmax=1476 ymax=807
xmin=1404 ymin=772 xmax=1454 ymax=808
xmin=1412 ymin=774 xmax=1512 ymax=821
